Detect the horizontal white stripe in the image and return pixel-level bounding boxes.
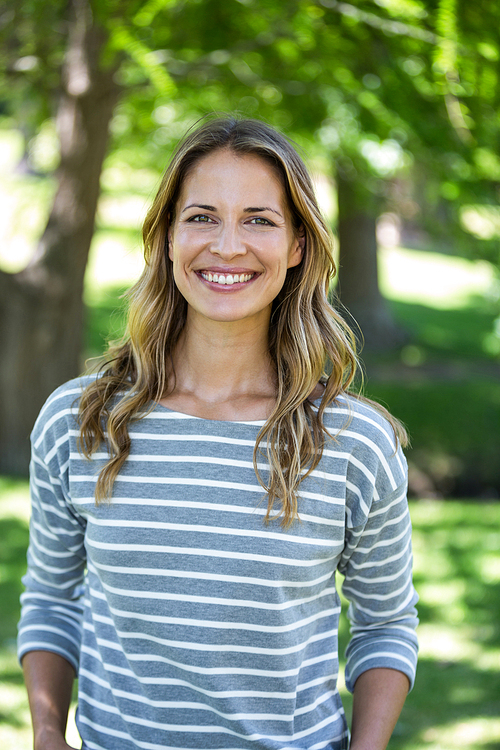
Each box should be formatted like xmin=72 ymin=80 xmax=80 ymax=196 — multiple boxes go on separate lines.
xmin=75 ymin=452 xmax=346 ymax=485
xmin=90 ymin=559 xmax=334 ymax=589
xmin=325 ymin=404 xmax=397 ymax=448
xmin=76 ymin=495 xmax=345 ymax=526
xmin=347 ymin=521 xmax=412 ymax=555
xmin=344 ymin=536 xmax=411 ymax=571
xmin=368 ymin=489 xmax=407 ymax=518
xmin=79 ymin=664 xmax=298 ymax=700
xmin=343 ymin=552 xmax=412 ymax=584
xmin=86 ymin=516 xmax=335 ymax=547
xmin=36 ymin=385 xmax=86 ymax=424
xmin=29 ymin=535 xmax=76 ymax=559
xmin=145 ymin=408 xmax=266 ymax=427
xmin=348 ymin=636 xmax=417 ymax=660
xmin=69 ymin=428 xmax=256 ymax=448
xmin=82 ymin=643 xmax=301 ymax=678
xmin=90 ymin=568 xmax=337 ymax=612
xmin=28 ymin=549 xmax=82 ymax=577
xmin=79 ymin=685 xmax=340 ymax=725
xmin=27 ymin=567 xmax=83 ymax=592
xmin=43 ymin=431 xmax=73 ymax=466
xmin=356 ymin=508 xmax=410 ymax=538
xmin=349 ymin=649 xmax=415 ymax=673
xmin=84 ymin=618 xmax=336 ymax=657
xmin=343 ymin=577 xmax=411 ymax=602
xmin=349 ymin=586 xmax=416 ymax=618
xmin=18 ymin=623 xmax=80 ymax=649
xmin=86 ymin=537 xmax=336 ymax=567
xmin=340 ymin=453 xmax=379 ymax=500
xmin=86 ymin=590 xmax=340 ymax=633
xmin=80 ymin=688 xmax=294 ymax=722
xmin=31 ymin=517 xmax=82 ymax=540
xmin=345 ymin=480 xmax=369 ymax=516
xmin=72 ymin=473 xmax=343 ymax=507
xmin=18 ymin=641 xmax=76 ymax=663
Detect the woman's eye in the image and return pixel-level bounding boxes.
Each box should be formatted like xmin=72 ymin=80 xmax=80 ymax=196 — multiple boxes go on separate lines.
xmin=188 ymin=214 xmax=213 ymax=223
xmin=250 ymin=216 xmax=273 ymax=226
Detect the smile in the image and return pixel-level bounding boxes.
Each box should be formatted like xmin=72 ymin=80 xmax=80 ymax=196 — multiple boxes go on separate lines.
xmin=199 ymin=272 xmax=255 ymax=285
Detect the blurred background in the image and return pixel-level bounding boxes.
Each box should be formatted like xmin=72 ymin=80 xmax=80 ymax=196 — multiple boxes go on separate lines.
xmin=0 ymin=0 xmax=499 ymax=748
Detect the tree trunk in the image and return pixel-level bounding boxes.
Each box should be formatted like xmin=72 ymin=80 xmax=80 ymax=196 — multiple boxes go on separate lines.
xmin=0 ymin=0 xmax=120 ymax=476
xmin=336 ymin=173 xmax=408 ymax=352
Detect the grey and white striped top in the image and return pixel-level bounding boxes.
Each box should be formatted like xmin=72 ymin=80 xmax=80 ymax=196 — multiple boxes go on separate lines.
xmin=18 ymin=376 xmax=418 ymax=750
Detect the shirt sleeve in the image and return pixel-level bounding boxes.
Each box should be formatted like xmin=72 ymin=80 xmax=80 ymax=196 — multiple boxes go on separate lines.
xmin=17 ymin=389 xmax=87 ymax=673
xmin=338 ymin=444 xmax=419 ymax=693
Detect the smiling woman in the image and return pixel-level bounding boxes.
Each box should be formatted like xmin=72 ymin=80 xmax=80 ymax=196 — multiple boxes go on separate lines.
xmin=167 ymin=149 xmax=303 ymax=333
xmin=18 ymin=116 xmax=418 ymax=750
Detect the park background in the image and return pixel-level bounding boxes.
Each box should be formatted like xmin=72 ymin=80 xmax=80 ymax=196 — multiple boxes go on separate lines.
xmin=0 ymin=0 xmax=499 ymax=748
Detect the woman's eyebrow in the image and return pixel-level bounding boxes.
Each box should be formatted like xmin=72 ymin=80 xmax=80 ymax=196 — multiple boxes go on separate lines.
xmin=181 ymin=204 xmax=217 ymax=213
xmin=181 ymin=204 xmax=284 ymax=218
xmin=245 ymin=206 xmax=283 ymax=218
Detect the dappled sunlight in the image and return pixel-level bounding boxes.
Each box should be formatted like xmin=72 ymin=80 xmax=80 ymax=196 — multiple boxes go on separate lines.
xmin=421 ymin=717 xmax=500 ymax=749
xmin=417 ymin=622 xmax=488 ymax=663
xmin=84 ymin=231 xmax=144 ymax=290
xmin=0 ymin=130 xmax=54 ymax=272
xmin=461 ymin=205 xmax=500 ymax=241
xmin=98 ymin=193 xmax=150 ymax=230
xmin=379 ymin=246 xmax=498 ymax=309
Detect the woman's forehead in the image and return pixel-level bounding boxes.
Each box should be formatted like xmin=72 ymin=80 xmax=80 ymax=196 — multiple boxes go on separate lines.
xmin=176 ymin=149 xmax=288 ymax=210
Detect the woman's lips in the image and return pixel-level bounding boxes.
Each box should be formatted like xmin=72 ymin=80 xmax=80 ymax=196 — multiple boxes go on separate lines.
xmin=198 ymin=271 xmax=257 ymax=286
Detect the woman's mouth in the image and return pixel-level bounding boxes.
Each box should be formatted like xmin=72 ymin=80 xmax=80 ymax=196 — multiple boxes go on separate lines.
xmin=199 ymin=271 xmax=256 ymax=286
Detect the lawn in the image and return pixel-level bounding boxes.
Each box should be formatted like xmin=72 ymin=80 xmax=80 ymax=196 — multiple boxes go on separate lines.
xmin=1 ymin=477 xmax=499 ymax=750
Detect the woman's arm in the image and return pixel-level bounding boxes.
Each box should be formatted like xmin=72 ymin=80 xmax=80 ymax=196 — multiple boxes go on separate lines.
xmin=22 ymin=651 xmax=78 ymax=750
xmin=18 ymin=387 xmax=87 ymax=748
xmin=349 ymin=667 xmax=410 ymax=750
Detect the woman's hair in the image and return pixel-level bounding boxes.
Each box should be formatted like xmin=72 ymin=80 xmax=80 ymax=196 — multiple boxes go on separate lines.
xmin=79 ymin=115 xmax=406 ymax=527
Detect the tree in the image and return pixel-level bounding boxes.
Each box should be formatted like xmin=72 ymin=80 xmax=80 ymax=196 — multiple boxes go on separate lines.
xmin=0 ymin=0 xmax=120 ymax=474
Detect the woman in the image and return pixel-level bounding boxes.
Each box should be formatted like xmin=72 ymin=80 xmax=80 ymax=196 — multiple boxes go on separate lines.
xmin=19 ymin=116 xmax=418 ymax=750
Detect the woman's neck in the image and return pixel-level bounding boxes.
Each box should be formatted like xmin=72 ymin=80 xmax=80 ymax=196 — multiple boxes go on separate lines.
xmin=159 ymin=317 xmax=277 ymax=421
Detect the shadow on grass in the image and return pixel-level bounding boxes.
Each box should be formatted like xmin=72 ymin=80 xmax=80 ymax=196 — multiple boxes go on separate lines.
xmin=392 ymin=656 xmax=500 ymax=750
xmin=386 ymin=299 xmax=499 ymax=361
xmin=363 ymin=380 xmax=500 ymax=497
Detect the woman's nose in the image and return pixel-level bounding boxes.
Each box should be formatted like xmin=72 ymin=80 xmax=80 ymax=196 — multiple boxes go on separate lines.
xmin=209 ymin=224 xmax=247 ymax=259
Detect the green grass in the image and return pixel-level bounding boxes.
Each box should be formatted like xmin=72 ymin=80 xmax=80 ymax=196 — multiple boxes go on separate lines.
xmin=1 ymin=478 xmax=499 ymax=749
xmin=387 ymin=298 xmax=500 ymax=361
xmin=360 ymin=296 xmax=500 ymax=499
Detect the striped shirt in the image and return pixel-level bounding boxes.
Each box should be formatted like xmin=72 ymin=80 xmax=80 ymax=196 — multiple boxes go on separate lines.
xmin=18 ymin=376 xmax=418 ymax=750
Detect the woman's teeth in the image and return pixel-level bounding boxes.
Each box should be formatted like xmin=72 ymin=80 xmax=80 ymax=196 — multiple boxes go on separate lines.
xmin=200 ymin=272 xmax=254 ymax=285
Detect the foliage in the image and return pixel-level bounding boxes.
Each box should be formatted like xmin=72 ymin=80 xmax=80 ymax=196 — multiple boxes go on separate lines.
xmin=1 ymin=0 xmax=499 ymax=260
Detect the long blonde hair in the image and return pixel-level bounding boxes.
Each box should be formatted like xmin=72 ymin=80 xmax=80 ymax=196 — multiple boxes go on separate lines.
xmin=79 ymin=116 xmax=406 ymax=526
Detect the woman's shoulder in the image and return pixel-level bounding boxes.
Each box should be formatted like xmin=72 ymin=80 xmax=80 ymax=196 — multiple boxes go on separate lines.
xmin=316 ymin=392 xmax=408 ymax=502
xmin=313 ymin=391 xmax=406 ymax=470
xmin=32 ymin=374 xmax=98 ymax=444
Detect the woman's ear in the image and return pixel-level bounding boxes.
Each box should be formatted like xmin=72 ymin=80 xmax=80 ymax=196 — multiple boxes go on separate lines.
xmin=287 ymin=226 xmax=305 ymax=269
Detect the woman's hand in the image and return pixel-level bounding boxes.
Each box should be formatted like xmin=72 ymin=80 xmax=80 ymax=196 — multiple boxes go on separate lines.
xmin=33 ymin=727 xmax=79 ymax=750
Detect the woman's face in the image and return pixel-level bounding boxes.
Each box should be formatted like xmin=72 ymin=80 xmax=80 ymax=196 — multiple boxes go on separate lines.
xmin=168 ymin=148 xmax=303 ymax=330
